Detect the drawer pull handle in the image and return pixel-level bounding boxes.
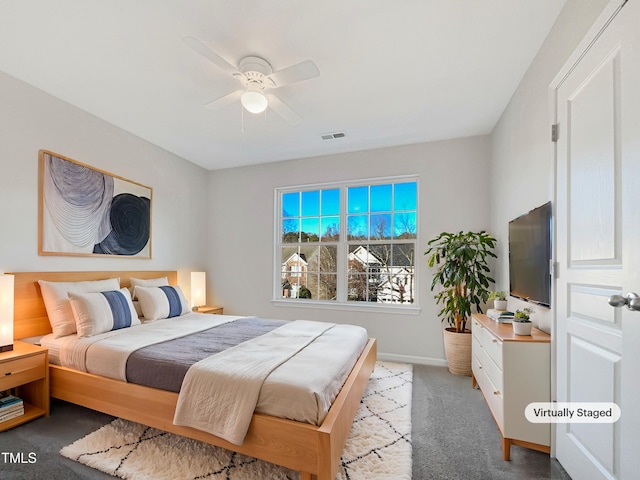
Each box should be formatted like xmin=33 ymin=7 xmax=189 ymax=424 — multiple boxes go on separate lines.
xmin=4 ymin=372 xmax=11 ymax=376
xmin=492 ymin=339 xmax=498 ymax=343
xmin=493 ymin=390 xmax=501 ymax=396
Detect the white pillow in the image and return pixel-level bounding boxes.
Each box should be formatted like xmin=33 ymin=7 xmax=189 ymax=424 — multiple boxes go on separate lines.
xmin=129 ymin=276 xmax=169 ymax=299
xmin=135 ymin=285 xmax=190 ymax=321
xmin=38 ymin=278 xmax=120 ymax=338
xmin=69 ymin=288 xmax=140 ymax=338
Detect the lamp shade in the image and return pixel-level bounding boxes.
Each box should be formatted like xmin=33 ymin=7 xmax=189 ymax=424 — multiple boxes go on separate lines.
xmin=240 ymin=90 xmax=268 ymax=114
xmin=191 ymin=272 xmax=206 ymax=310
xmin=0 ymin=274 xmax=14 ymax=352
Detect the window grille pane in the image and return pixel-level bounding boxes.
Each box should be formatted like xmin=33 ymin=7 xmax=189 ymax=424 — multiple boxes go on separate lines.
xmin=282 ymin=192 xmax=299 ymax=217
xmin=370 ymin=214 xmax=392 ymax=239
xmin=321 ymin=189 xmax=340 ymax=215
xmin=321 ymin=217 xmax=340 ymax=241
xmin=370 ymin=184 xmax=392 ymax=212
xmin=394 ymin=212 xmax=416 ymax=239
xmin=301 ymin=217 xmax=319 ymax=240
xmin=301 ymin=190 xmax=320 ymax=216
xmin=394 ymin=182 xmax=417 ymax=210
xmin=347 ymin=186 xmax=368 ymax=213
xmin=318 ymin=273 xmax=337 ymax=300
xmin=347 ymin=215 xmax=368 ymax=240
xmin=282 ymin=218 xmax=300 ymax=243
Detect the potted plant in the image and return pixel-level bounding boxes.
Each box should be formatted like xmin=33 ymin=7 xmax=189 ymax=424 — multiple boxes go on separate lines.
xmin=513 ymin=307 xmax=533 ymax=335
xmin=488 ymin=290 xmax=508 ymax=311
xmin=425 ymin=230 xmax=497 ymax=375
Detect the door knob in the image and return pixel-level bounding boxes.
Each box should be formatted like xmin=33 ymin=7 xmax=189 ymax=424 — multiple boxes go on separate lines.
xmin=608 ymin=292 xmax=640 ymax=311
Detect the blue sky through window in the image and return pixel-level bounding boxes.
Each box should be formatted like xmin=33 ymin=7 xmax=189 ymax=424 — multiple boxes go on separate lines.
xmin=347 ymin=181 xmax=417 ymax=240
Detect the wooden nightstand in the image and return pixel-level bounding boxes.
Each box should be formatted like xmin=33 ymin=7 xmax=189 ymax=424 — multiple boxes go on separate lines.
xmin=193 ymin=306 xmax=223 ymax=315
xmin=0 ymin=341 xmax=50 ymax=431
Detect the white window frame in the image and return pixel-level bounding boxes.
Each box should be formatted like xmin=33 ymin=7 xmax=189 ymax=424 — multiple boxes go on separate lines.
xmin=273 ymin=175 xmax=421 ymax=314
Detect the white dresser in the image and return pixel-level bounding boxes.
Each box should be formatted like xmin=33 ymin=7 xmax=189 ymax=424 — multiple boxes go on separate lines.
xmin=471 ymin=314 xmax=551 ymax=460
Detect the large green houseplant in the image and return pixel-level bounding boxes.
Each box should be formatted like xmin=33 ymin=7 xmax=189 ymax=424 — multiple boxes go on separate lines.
xmin=425 ymin=230 xmax=497 ymax=374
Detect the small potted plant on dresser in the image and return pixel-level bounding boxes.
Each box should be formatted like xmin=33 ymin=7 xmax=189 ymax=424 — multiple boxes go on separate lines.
xmin=425 ymin=230 xmax=497 ymax=376
xmin=513 ymin=307 xmax=533 ymax=335
xmin=488 ymin=290 xmax=508 ymax=311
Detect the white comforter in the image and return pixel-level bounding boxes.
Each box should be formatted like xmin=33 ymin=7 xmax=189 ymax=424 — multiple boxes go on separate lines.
xmin=174 ymin=320 xmax=335 ymax=444
xmin=41 ymin=313 xmax=369 ymax=435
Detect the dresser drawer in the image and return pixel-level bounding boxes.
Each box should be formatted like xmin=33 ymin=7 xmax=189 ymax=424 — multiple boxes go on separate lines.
xmin=472 ymin=333 xmax=482 ymax=356
xmin=481 ymin=347 xmax=503 ymax=394
xmin=481 ymin=327 xmax=503 ymax=367
xmin=482 ymin=370 xmax=505 ymax=431
xmin=472 ymin=350 xmax=483 ymax=379
xmin=472 ymin=318 xmax=483 ymax=341
xmin=0 ymin=353 xmax=45 ymax=390
xmin=475 ymin=362 xmax=504 ymax=430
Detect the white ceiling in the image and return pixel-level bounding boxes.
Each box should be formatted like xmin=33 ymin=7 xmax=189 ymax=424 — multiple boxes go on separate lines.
xmin=0 ymin=1 xmax=567 ymax=171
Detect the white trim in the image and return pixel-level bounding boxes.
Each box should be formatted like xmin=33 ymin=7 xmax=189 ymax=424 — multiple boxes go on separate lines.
xmin=271 ymin=299 xmax=421 ymax=315
xmin=549 ymin=0 xmax=626 ymax=91
xmin=377 ymin=351 xmax=447 ymax=367
xmin=275 ymin=173 xmax=419 ymax=193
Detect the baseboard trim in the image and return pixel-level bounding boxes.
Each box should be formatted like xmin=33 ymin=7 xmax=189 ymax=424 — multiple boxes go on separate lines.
xmin=377 ymin=352 xmax=447 ymax=367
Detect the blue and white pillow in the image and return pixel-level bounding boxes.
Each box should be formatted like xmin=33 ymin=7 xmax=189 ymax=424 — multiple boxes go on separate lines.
xmin=135 ymin=285 xmax=190 ymax=321
xmin=69 ymin=288 xmax=140 ymax=337
xmin=39 ymin=277 xmax=120 ymax=338
xmin=129 ymin=276 xmax=169 ymax=299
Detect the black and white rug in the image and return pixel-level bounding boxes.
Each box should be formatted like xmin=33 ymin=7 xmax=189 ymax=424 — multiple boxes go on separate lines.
xmin=61 ymin=361 xmax=412 ymax=480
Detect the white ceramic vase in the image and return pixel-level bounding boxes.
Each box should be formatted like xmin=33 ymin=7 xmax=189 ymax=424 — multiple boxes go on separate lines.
xmin=494 ymin=299 xmax=508 ymax=311
xmin=513 ymin=321 xmax=532 ymax=336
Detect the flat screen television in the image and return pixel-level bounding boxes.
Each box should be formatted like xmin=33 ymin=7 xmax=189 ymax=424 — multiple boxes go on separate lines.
xmin=508 ymin=201 xmax=552 ymax=307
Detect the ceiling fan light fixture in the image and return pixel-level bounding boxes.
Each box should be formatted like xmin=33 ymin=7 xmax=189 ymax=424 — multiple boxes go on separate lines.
xmin=240 ymin=90 xmax=268 ymax=114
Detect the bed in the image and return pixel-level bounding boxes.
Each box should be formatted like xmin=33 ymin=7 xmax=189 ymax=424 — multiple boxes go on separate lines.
xmin=12 ymin=271 xmax=377 ymax=480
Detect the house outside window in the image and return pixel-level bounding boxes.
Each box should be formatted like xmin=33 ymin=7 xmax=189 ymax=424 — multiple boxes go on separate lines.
xmin=276 ymin=176 xmax=417 ymax=307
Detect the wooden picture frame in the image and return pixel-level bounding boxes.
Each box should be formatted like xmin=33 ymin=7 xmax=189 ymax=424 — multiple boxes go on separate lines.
xmin=38 ymin=150 xmax=152 ymax=258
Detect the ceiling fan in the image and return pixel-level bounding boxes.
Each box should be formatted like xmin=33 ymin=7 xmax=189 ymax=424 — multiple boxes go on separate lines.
xmin=184 ymin=37 xmax=320 ymax=126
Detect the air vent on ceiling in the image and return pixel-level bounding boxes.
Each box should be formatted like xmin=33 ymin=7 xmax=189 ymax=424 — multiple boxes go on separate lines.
xmin=321 ymin=131 xmax=346 ymax=140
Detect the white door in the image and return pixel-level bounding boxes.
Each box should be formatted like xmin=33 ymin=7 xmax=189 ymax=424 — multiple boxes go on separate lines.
xmin=555 ymin=0 xmax=640 ymax=478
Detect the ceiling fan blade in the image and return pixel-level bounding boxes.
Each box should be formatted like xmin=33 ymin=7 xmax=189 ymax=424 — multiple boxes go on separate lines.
xmin=266 ymin=94 xmax=302 ymax=126
xmin=204 ymin=90 xmax=242 ymax=111
xmin=183 ymin=36 xmax=240 ymax=75
xmin=267 ymin=60 xmax=320 ymax=88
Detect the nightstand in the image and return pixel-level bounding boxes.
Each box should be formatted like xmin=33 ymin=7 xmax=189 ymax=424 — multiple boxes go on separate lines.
xmin=0 ymin=341 xmax=50 ymax=431
xmin=193 ymin=306 xmax=223 ymax=315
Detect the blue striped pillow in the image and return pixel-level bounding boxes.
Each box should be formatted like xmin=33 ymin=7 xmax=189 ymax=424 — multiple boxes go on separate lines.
xmin=69 ymin=288 xmax=140 ymax=337
xmin=135 ymin=285 xmax=190 ymax=321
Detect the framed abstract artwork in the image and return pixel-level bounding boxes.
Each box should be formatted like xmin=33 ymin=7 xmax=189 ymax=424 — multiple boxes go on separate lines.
xmin=38 ymin=150 xmax=152 ymax=258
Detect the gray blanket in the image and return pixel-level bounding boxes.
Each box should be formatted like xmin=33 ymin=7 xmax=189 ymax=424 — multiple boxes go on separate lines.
xmin=126 ymin=317 xmax=285 ymax=392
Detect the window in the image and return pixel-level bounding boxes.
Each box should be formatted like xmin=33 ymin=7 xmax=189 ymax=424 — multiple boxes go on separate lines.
xmin=277 ymin=176 xmax=417 ymax=306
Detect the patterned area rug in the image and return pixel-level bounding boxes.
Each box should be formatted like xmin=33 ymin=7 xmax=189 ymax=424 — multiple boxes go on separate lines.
xmin=60 ymin=361 xmax=412 ymax=480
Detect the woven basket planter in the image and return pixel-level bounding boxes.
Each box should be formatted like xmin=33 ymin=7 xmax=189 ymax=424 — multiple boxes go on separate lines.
xmin=443 ymin=327 xmax=472 ymax=376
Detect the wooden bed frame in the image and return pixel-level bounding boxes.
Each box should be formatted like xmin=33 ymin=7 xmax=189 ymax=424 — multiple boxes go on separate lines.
xmin=11 ymin=271 xmax=377 ymax=480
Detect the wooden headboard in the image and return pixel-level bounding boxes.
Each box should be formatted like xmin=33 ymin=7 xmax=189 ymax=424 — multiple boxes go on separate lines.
xmin=10 ymin=271 xmax=178 ymax=339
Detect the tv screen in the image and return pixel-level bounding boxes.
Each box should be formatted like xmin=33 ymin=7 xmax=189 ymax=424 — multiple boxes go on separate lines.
xmin=508 ymin=202 xmax=552 ymax=307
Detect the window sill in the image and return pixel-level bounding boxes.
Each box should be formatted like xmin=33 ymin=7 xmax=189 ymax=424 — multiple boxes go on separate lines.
xmin=271 ymin=299 xmax=421 ymax=315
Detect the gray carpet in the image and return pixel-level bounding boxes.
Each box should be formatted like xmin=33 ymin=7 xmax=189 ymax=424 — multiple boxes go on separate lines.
xmin=411 ymin=364 xmax=571 ymax=480
xmin=0 ymin=364 xmax=571 ymax=479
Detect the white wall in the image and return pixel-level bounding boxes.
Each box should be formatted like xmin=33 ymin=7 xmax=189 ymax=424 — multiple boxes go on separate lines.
xmin=0 ymin=71 xmax=210 ymax=289
xmin=490 ymin=0 xmax=610 ymax=333
xmin=207 ymin=136 xmax=492 ymax=364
